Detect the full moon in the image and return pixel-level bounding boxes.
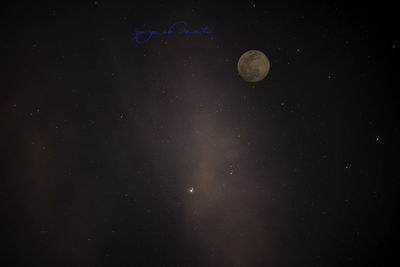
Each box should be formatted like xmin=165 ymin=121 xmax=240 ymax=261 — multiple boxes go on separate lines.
xmin=237 ymin=50 xmax=270 ymax=82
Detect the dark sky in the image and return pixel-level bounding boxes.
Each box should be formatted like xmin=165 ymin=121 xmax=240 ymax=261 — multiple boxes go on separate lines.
xmin=1 ymin=1 xmax=399 ymax=266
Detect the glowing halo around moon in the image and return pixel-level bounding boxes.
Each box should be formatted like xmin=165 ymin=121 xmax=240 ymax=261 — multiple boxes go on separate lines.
xmin=237 ymin=50 xmax=270 ymax=82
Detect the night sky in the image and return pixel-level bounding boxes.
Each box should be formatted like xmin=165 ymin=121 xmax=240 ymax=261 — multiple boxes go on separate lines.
xmin=1 ymin=1 xmax=399 ymax=266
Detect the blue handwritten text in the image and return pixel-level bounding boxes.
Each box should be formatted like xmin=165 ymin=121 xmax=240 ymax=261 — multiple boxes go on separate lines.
xmin=132 ymin=21 xmax=211 ymax=45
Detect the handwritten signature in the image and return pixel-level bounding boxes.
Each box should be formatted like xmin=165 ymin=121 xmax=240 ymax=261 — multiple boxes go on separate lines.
xmin=132 ymin=21 xmax=211 ymax=45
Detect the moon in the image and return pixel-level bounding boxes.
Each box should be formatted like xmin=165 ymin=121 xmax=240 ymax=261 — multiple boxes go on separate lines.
xmin=237 ymin=50 xmax=270 ymax=82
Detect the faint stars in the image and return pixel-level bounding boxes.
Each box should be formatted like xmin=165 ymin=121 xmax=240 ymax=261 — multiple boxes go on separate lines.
xmin=345 ymin=163 xmax=352 ymax=169
xmin=229 ymin=164 xmax=234 ymax=175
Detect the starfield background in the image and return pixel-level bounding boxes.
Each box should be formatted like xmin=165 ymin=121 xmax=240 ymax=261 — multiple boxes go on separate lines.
xmin=1 ymin=1 xmax=399 ymax=266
